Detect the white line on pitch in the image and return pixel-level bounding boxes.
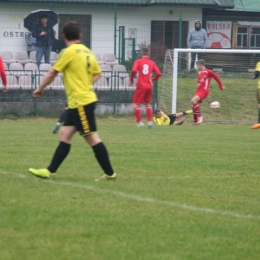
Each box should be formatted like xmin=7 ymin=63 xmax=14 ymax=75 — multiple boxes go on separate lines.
xmin=1 ymin=169 xmax=259 ymax=220
xmin=132 ymin=175 xmax=260 ymax=179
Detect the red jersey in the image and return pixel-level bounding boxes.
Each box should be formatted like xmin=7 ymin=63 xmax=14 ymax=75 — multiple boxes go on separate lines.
xmin=197 ymin=68 xmax=223 ymax=92
xmin=0 ymin=57 xmax=7 ymax=86
xmin=130 ymin=57 xmax=162 ymax=89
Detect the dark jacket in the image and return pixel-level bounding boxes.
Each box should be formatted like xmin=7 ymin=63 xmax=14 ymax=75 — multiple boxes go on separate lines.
xmin=32 ymin=24 xmax=55 ymax=47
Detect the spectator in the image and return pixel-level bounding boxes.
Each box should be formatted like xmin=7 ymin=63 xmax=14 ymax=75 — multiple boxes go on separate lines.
xmin=187 ymin=20 xmax=207 ymax=70
xmin=32 ymin=14 xmax=55 ymax=68
xmin=25 ymin=31 xmax=36 ymax=57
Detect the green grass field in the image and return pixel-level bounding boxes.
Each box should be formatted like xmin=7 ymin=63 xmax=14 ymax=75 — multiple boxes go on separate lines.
xmin=1 ymin=117 xmax=260 ymax=260
xmin=159 ymin=76 xmax=257 ymax=122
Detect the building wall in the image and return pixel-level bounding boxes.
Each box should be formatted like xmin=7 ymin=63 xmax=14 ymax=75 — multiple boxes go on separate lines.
xmin=0 ymin=2 xmax=202 ymax=54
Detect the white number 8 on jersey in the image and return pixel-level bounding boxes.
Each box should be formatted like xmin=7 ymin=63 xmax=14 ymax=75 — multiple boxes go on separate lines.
xmin=142 ymin=64 xmax=149 ymax=75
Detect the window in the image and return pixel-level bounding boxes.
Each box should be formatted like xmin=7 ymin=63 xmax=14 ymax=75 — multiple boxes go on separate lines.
xmin=234 ymin=23 xmax=260 ymax=49
xmin=237 ymin=27 xmax=248 ymax=47
xmin=151 ymin=21 xmax=188 ymax=49
xmin=250 ymin=27 xmax=260 ymax=48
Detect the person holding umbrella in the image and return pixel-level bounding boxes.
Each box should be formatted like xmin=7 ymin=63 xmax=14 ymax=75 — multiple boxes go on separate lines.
xmin=32 ymin=14 xmax=55 ymax=68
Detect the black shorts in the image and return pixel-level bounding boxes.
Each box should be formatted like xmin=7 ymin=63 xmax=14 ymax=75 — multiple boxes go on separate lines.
xmin=168 ymin=114 xmax=176 ymax=125
xmin=63 ymin=102 xmax=97 ymax=136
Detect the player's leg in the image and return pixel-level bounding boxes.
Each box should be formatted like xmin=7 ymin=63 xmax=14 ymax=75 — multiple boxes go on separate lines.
xmin=174 ymin=117 xmax=185 ymax=125
xmin=29 ymin=123 xmax=76 ymax=178
xmin=175 ymin=110 xmax=193 ymax=119
xmin=144 ymin=88 xmax=153 ymax=128
xmin=133 ymin=103 xmax=143 ymax=128
xmin=84 ymin=133 xmax=116 ymax=181
xmin=53 ymin=106 xmax=68 ymax=134
xmin=79 ymin=102 xmax=116 ymax=181
xmin=168 ymin=110 xmax=192 ymax=125
xmin=191 ymin=95 xmax=201 ymax=124
xmin=132 ymin=88 xmax=144 ymax=128
xmin=251 ymin=89 xmax=260 ymax=129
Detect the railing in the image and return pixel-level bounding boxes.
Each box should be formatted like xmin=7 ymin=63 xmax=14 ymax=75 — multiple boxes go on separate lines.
xmin=0 ymin=70 xmax=158 ymax=113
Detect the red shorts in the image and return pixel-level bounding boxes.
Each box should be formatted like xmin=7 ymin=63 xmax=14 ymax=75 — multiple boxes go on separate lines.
xmin=133 ymin=88 xmax=153 ymax=104
xmin=196 ymin=90 xmax=209 ymax=102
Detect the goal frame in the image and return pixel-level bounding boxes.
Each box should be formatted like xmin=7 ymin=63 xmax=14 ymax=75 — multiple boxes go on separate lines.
xmin=172 ymin=48 xmax=260 ymax=114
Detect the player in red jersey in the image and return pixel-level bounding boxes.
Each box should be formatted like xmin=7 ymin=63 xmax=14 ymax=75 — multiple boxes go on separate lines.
xmin=130 ymin=47 xmax=162 ymax=128
xmin=191 ymin=59 xmax=224 ymax=125
xmin=0 ymin=56 xmax=7 ymax=92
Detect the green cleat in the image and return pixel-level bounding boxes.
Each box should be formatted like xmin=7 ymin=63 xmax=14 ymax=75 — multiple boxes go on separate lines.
xmin=185 ymin=110 xmax=193 ymax=115
xmin=28 ymin=168 xmax=54 ymax=179
xmin=95 ymin=173 xmax=117 ymax=181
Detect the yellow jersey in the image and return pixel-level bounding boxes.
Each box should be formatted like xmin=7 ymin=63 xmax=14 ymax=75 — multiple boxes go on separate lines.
xmin=256 ymin=62 xmax=260 ymax=89
xmin=153 ymin=111 xmax=170 ymax=125
xmin=53 ymin=44 xmax=101 ymax=108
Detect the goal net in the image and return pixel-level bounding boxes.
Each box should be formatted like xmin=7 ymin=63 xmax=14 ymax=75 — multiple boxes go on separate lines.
xmin=159 ymin=49 xmax=260 ymax=123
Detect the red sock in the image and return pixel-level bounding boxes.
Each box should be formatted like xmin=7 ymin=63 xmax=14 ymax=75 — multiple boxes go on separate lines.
xmin=134 ymin=107 xmax=141 ymax=123
xmin=146 ymin=106 xmax=153 ymax=122
xmin=193 ymin=103 xmax=201 ymax=122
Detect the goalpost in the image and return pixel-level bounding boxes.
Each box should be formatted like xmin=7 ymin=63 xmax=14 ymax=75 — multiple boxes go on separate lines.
xmin=159 ymin=49 xmax=260 ymax=120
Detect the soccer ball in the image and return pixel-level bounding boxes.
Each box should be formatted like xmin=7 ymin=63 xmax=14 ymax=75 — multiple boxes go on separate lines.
xmin=210 ymin=101 xmax=220 ymax=109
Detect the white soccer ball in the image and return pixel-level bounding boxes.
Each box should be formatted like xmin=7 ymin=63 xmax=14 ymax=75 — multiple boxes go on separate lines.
xmin=210 ymin=101 xmax=220 ymax=109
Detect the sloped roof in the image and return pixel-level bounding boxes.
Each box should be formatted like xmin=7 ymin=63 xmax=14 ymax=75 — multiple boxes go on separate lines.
xmin=1 ymin=0 xmax=234 ymax=8
xmin=229 ymin=0 xmax=260 ymax=12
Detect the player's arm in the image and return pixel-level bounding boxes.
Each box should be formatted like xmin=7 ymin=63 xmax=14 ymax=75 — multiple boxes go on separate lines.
xmin=152 ymin=64 xmax=162 ymax=82
xmin=153 ymin=116 xmax=161 ymax=125
xmin=208 ymin=70 xmax=224 ymax=90
xmin=0 ymin=57 xmax=7 ymax=92
xmin=92 ymin=73 xmax=101 ymax=84
xmin=130 ymin=61 xmax=138 ymax=84
xmin=33 ymin=68 xmax=58 ymax=98
xmin=91 ymin=54 xmax=102 ymax=84
xmin=161 ymin=112 xmax=168 ymax=121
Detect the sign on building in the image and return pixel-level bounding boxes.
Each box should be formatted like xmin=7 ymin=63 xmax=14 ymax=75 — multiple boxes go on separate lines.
xmin=206 ymin=21 xmax=232 ymax=49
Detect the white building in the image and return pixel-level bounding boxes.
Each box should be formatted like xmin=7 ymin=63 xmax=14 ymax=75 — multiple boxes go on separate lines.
xmin=0 ymin=0 xmax=234 ymax=57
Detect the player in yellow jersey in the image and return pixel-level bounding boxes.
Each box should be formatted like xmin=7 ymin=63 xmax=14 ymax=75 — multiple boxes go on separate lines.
xmin=251 ymin=62 xmax=260 ymax=129
xmin=29 ymin=21 xmax=116 ymax=181
xmin=153 ymin=108 xmax=192 ymax=126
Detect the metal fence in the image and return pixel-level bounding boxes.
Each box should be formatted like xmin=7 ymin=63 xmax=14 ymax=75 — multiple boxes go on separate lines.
xmin=0 ymin=69 xmax=158 ymax=114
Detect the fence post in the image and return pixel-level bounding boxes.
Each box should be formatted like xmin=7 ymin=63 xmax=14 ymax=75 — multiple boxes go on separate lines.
xmin=132 ymin=38 xmax=136 ymax=62
xmin=178 ymin=12 xmax=182 ymax=72
xmin=113 ymin=74 xmax=116 ymax=114
xmin=33 ymin=70 xmax=37 ymax=115
xmin=114 ymin=4 xmax=117 ymax=56
xmin=122 ymin=29 xmax=125 ymax=65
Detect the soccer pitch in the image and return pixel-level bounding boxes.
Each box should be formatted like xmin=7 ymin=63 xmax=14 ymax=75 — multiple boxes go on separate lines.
xmin=0 ymin=118 xmax=260 ymax=260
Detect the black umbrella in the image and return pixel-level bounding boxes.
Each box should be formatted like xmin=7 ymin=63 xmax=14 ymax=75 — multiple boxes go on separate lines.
xmin=24 ymin=9 xmax=58 ymax=31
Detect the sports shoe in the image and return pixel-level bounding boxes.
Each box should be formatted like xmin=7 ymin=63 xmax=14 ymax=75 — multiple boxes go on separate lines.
xmin=251 ymin=123 xmax=260 ymax=129
xmin=94 ymin=173 xmax=117 ymax=181
xmin=193 ymin=116 xmax=203 ymax=125
xmin=147 ymin=121 xmax=153 ymax=129
xmin=137 ymin=122 xmax=145 ymax=129
xmin=28 ymin=168 xmax=54 ymax=179
xmin=52 ymin=122 xmax=61 ymax=134
xmin=186 ymin=110 xmax=193 ymax=115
